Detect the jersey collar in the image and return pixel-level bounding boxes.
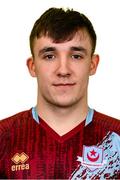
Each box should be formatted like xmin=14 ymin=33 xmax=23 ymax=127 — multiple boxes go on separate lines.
xmin=32 ymin=107 xmax=94 ymax=126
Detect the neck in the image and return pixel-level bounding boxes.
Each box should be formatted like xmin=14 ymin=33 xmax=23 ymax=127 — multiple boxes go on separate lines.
xmin=36 ymin=97 xmax=88 ymax=136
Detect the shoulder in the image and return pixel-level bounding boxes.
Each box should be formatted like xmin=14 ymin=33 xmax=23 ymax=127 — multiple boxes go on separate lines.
xmin=0 ymin=109 xmax=33 ymax=161
xmin=0 ymin=109 xmax=32 ymax=134
xmin=93 ymin=110 xmax=120 ymax=135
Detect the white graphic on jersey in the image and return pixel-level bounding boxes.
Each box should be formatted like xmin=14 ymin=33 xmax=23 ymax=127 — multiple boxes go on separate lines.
xmin=77 ymin=145 xmax=107 ymax=171
xmin=70 ymin=132 xmax=120 ymax=179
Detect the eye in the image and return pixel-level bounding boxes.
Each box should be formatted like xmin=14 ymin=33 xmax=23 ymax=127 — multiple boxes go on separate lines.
xmin=71 ymin=54 xmax=83 ymax=60
xmin=43 ymin=54 xmax=55 ymax=60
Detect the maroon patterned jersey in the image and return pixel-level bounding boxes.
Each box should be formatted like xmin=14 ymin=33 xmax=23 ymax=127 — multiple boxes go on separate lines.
xmin=0 ymin=108 xmax=120 ymax=179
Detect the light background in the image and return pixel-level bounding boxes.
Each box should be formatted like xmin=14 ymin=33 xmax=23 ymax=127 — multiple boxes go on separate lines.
xmin=0 ymin=0 xmax=120 ymax=119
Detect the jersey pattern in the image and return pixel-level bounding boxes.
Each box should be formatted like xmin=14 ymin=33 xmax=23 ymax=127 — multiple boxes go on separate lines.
xmin=0 ymin=108 xmax=120 ymax=179
xmin=70 ymin=132 xmax=120 ymax=179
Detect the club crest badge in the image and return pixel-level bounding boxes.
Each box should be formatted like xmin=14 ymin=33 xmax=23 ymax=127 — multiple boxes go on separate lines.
xmin=77 ymin=145 xmax=107 ymax=171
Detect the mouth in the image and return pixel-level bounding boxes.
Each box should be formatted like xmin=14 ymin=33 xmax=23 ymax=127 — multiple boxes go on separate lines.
xmin=53 ymin=83 xmax=75 ymax=86
xmin=53 ymin=83 xmax=76 ymax=87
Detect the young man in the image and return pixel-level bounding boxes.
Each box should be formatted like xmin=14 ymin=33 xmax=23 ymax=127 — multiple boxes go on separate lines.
xmin=0 ymin=7 xmax=120 ymax=179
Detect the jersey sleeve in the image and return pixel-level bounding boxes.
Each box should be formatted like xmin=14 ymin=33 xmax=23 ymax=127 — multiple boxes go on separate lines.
xmin=0 ymin=121 xmax=11 ymax=178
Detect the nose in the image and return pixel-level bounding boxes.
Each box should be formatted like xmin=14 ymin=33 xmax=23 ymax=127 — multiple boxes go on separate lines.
xmin=56 ymin=57 xmax=71 ymax=78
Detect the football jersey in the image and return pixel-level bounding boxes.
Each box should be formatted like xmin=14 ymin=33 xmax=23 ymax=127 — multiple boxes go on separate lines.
xmin=0 ymin=107 xmax=120 ymax=179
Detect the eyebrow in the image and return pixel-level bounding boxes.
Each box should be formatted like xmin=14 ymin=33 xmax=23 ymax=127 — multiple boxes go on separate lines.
xmin=38 ymin=47 xmax=56 ymax=56
xmin=38 ymin=46 xmax=87 ymax=56
xmin=70 ymin=46 xmax=87 ymax=55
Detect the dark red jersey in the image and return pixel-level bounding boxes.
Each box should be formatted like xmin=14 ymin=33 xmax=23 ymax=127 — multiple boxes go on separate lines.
xmin=0 ymin=108 xmax=120 ymax=179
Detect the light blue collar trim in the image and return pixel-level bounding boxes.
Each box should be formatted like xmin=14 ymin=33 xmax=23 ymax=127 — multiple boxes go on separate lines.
xmin=32 ymin=107 xmax=39 ymax=124
xmin=32 ymin=107 xmax=94 ymax=125
xmin=85 ymin=108 xmax=94 ymax=126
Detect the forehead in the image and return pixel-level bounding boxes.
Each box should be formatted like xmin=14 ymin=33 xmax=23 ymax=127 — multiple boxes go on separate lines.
xmin=33 ymin=29 xmax=92 ymax=53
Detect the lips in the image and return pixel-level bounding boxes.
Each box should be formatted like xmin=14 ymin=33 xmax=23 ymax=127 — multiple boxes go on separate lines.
xmin=53 ymin=83 xmax=76 ymax=86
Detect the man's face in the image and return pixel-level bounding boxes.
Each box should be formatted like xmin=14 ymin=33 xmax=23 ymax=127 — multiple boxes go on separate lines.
xmin=27 ymin=30 xmax=99 ymax=108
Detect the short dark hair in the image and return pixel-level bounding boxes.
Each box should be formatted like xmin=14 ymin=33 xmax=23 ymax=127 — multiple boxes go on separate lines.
xmin=30 ymin=7 xmax=97 ymax=56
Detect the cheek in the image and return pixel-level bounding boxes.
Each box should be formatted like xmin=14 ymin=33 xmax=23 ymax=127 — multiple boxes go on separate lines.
xmin=35 ymin=62 xmax=53 ymax=76
xmin=35 ymin=67 xmax=51 ymax=86
xmin=76 ymin=64 xmax=90 ymax=79
xmin=75 ymin=67 xmax=90 ymax=91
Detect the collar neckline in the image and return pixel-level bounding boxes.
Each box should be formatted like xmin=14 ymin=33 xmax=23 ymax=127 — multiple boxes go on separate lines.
xmin=32 ymin=106 xmax=94 ymax=126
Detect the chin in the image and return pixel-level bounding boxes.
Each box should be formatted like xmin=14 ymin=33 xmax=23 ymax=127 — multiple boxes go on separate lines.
xmin=44 ymin=94 xmax=82 ymax=107
xmin=51 ymin=98 xmax=80 ymax=108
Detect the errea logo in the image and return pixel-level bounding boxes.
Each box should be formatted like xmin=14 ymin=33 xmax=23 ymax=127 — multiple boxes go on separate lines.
xmin=11 ymin=152 xmax=29 ymax=164
xmin=11 ymin=152 xmax=30 ymax=171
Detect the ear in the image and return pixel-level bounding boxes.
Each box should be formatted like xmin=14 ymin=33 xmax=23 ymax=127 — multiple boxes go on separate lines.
xmin=26 ymin=57 xmax=36 ymax=77
xmin=89 ymin=54 xmax=99 ymax=76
